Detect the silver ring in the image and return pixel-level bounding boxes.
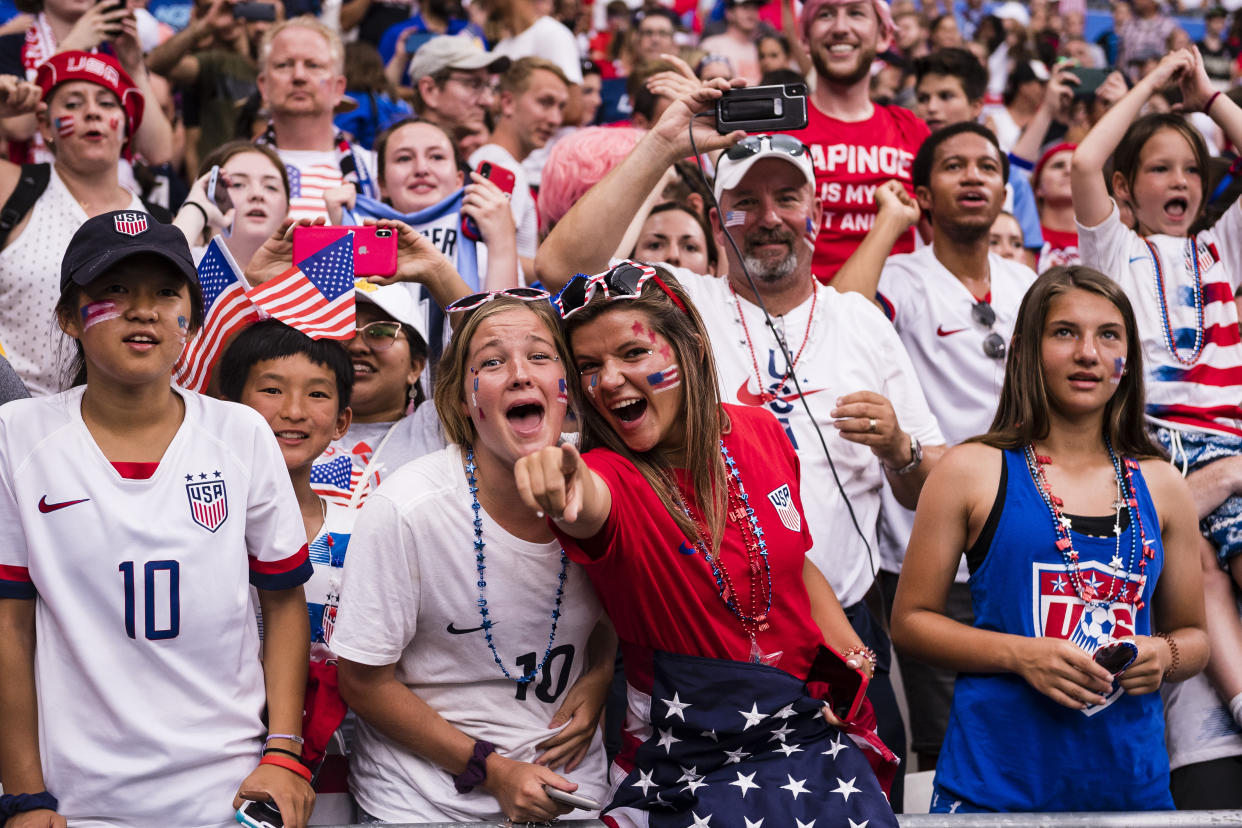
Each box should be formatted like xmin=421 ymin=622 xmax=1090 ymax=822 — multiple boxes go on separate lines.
xmin=868 ymin=418 xmax=878 ymax=434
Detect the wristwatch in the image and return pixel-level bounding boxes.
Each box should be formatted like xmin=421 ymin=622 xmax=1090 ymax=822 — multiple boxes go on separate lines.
xmin=886 ymin=434 xmax=923 ymax=475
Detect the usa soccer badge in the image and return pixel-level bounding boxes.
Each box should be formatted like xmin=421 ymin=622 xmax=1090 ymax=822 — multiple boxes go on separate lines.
xmin=113 ymin=211 xmax=148 ymax=236
xmin=185 ymin=472 xmax=228 ymax=532
xmin=767 ymin=483 xmax=801 ymax=532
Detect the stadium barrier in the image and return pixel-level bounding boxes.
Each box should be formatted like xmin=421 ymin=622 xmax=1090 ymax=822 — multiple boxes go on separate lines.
xmin=317 ymin=814 xmax=1242 ymax=827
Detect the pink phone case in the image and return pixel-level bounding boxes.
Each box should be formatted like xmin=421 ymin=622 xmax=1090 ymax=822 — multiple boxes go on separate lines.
xmin=291 ymin=226 xmax=397 ymax=277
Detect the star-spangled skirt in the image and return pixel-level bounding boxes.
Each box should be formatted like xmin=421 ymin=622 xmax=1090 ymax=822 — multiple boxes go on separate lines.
xmin=603 ymin=650 xmax=899 ymax=827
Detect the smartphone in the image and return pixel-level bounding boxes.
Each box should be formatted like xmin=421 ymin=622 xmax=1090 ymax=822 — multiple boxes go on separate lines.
xmin=96 ymin=0 xmax=126 ymax=14
xmin=233 ymin=1 xmax=276 ymax=20
xmin=292 ymin=225 xmax=398 ymax=277
xmin=1093 ymin=640 xmax=1138 ymax=675
xmin=1069 ymin=67 xmax=1111 ymax=99
xmin=206 ymin=165 xmax=233 ymax=214
xmin=716 ymin=83 xmax=808 ymax=134
xmin=235 ymin=799 xmax=283 ymax=828
xmin=544 ymin=785 xmax=602 ymax=811
xmin=462 ymin=161 xmax=518 ymax=242
xmin=805 ymin=644 xmax=869 ymax=723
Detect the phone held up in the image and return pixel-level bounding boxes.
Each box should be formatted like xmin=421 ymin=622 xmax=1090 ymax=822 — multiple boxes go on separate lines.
xmin=206 ymin=165 xmax=234 ymax=215
xmin=233 ymin=1 xmax=276 ymax=20
xmin=462 ymin=161 xmax=517 ymax=242
xmin=236 ymin=799 xmax=283 ymax=828
xmin=716 ymin=84 xmax=809 ymax=134
xmin=292 ymin=225 xmax=399 ymax=278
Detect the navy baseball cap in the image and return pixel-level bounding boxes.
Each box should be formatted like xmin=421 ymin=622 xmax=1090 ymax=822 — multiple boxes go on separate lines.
xmin=61 ymin=211 xmax=199 ymax=294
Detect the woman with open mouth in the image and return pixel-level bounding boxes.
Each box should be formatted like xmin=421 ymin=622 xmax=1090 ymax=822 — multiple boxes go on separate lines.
xmin=330 ymin=291 xmax=613 ymax=824
xmin=515 ymin=262 xmax=899 ymax=827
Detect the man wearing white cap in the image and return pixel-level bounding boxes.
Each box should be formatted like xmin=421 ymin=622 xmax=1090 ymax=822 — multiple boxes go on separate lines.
xmin=409 ymin=36 xmax=512 ymax=147
xmin=537 ymin=84 xmax=947 ymax=807
xmin=781 ymin=0 xmax=929 ymax=284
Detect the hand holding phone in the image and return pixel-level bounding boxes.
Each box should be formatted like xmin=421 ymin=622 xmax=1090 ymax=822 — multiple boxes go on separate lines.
xmin=716 ymin=84 xmax=809 ymax=134
xmin=544 ymin=785 xmax=602 ymax=811
xmin=462 ymin=161 xmax=517 ymax=242
xmin=207 ymin=165 xmax=234 ymax=215
xmin=236 ymin=799 xmax=284 ymax=828
xmin=291 ymin=225 xmax=398 ymax=277
xmin=1093 ymin=640 xmax=1139 ymax=675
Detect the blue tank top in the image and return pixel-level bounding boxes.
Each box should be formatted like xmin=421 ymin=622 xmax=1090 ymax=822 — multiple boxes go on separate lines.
xmin=933 ymin=448 xmax=1172 ymax=812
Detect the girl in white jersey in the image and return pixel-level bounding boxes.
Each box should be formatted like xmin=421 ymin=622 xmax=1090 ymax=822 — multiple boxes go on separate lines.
xmin=1072 ymin=47 xmax=1242 ymax=731
xmin=0 ymin=211 xmax=316 ymax=828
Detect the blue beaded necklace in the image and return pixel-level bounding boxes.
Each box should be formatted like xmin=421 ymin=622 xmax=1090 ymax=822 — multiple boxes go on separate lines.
xmin=466 ymin=447 xmax=569 ymax=685
xmin=1143 ymin=237 xmax=1205 ymax=366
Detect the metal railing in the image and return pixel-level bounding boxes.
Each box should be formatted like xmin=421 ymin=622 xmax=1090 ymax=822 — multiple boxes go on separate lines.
xmin=317 ymin=813 xmax=1242 ymax=827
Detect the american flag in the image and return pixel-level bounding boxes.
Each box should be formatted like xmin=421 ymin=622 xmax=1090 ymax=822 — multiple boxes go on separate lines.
xmin=603 ymin=650 xmax=898 ymax=828
xmin=174 ymin=238 xmax=261 ymax=393
xmin=309 ymin=455 xmax=364 ymax=508
xmin=646 ymin=366 xmax=680 ymax=392
xmin=247 ymin=234 xmax=356 ymax=340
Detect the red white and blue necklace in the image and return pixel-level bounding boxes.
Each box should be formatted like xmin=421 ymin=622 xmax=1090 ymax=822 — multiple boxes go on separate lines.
xmin=1024 ymin=441 xmax=1153 ymax=609
xmin=466 ymin=448 xmax=569 ymax=684
xmin=1143 ymin=237 xmax=1205 ymax=366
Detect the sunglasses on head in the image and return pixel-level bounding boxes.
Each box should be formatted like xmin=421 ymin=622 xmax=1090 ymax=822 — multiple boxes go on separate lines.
xmin=971 ymin=300 xmax=1007 ymax=361
xmin=444 ymin=287 xmax=551 ymax=314
xmin=352 ymin=320 xmax=405 ymax=352
xmin=554 ymin=261 xmax=688 ymax=319
xmin=723 ymin=134 xmax=809 ymax=162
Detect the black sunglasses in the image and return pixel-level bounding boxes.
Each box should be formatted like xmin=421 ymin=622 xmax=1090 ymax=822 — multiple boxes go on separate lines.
xmin=971 ymin=300 xmax=1006 ymax=361
xmin=724 ymin=134 xmax=810 ymax=162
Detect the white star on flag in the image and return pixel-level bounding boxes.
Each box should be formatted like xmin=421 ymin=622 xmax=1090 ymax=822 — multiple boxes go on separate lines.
xmin=822 ymin=734 xmax=847 ymax=759
xmin=768 ymin=723 xmax=795 ymax=742
xmin=723 ymin=747 xmax=750 ymax=764
xmin=772 ymin=703 xmax=797 ymax=719
xmin=689 ymin=811 xmax=712 ymax=827
xmin=832 ymin=777 xmax=861 ymax=802
xmin=700 ymin=729 xmax=718 ymax=741
xmin=677 ymin=766 xmax=701 ymax=783
xmin=780 ymin=775 xmax=810 ymax=800
xmin=729 ymin=771 xmax=759 ymax=798
xmin=632 ymin=769 xmax=656 ymax=795
xmin=663 ymin=692 xmax=691 ymax=721
xmin=796 ymin=820 xmax=816 ymax=828
xmin=738 ymin=703 xmax=766 ymax=729
xmin=849 ymin=820 xmax=870 ymax=828
xmin=683 ymin=776 xmax=708 ymax=794
xmin=657 ymin=728 xmax=682 ymax=753
xmin=775 ymin=742 xmax=804 ymax=757
xmin=744 ymin=819 xmax=764 ymax=828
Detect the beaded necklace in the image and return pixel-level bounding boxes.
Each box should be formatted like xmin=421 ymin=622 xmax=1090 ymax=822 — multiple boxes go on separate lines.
xmin=1143 ymin=237 xmax=1205 ymax=366
xmin=465 ymin=448 xmax=569 ymax=684
xmin=1024 ymin=442 xmax=1153 ymax=610
xmin=680 ymin=441 xmax=774 ymax=661
xmin=730 ymin=283 xmax=817 ymax=403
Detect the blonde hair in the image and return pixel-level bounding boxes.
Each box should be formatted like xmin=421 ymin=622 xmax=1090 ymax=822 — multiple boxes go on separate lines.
xmin=259 ymin=16 xmax=345 ymax=75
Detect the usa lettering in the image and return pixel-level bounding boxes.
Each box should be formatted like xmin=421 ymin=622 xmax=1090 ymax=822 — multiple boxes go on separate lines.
xmin=66 ymin=55 xmax=120 ymax=87
xmin=808 ymin=143 xmax=915 ymax=178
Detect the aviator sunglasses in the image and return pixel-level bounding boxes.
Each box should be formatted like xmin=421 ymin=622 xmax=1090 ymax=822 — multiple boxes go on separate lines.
xmin=971 ymin=300 xmax=1007 ymax=361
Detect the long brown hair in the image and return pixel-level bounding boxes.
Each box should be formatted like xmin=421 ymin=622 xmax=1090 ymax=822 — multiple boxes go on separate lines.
xmin=972 ymin=265 xmax=1162 ymax=459
xmin=561 ymin=267 xmax=729 ymax=547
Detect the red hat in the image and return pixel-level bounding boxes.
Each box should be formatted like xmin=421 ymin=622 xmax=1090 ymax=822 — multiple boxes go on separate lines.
xmin=1033 ymin=142 xmax=1076 ymax=191
xmin=35 ymin=51 xmax=145 ymax=145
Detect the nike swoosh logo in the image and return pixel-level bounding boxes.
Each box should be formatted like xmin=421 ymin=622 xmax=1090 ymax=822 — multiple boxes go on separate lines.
xmin=735 ymin=380 xmax=826 ymax=407
xmin=936 ymin=325 xmax=966 ymax=337
xmin=38 ymin=495 xmax=89 ymax=513
xmin=446 ymin=623 xmax=486 ymax=635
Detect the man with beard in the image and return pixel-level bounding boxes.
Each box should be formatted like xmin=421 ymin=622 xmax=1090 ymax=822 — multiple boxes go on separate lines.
xmin=255 ymin=16 xmax=379 ymax=220
xmin=536 ymin=85 xmax=947 ymax=807
xmin=832 ymin=122 xmax=1036 ymax=770
xmin=782 ymin=0 xmax=929 ymax=283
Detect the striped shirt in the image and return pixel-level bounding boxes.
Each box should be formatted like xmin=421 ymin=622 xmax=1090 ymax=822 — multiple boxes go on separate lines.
xmin=1079 ymin=201 xmax=1242 ymax=438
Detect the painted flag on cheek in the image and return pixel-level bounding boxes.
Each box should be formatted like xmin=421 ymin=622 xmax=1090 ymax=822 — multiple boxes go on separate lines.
xmin=647 ymin=365 xmax=680 ymax=392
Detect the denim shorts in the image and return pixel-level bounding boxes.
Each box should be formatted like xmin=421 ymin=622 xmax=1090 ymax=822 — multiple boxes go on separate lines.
xmin=1155 ymin=426 xmax=1242 ymax=566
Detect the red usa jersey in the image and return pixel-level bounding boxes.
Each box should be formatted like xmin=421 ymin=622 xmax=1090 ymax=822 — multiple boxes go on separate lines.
xmin=0 ymin=387 xmax=309 ymax=827
xmin=784 ymin=103 xmax=929 ymax=283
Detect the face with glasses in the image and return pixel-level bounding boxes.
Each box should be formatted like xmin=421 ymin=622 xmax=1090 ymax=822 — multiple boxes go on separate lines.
xmin=422 ymin=68 xmax=496 ymax=133
xmin=348 ymin=302 xmax=425 ymax=423
xmin=258 ymin=25 xmax=346 ymax=118
xmin=636 ymin=17 xmax=676 ymax=61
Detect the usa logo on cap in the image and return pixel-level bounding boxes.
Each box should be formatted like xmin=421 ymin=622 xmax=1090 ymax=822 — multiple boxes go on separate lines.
xmin=113 ymin=212 xmax=148 ymax=236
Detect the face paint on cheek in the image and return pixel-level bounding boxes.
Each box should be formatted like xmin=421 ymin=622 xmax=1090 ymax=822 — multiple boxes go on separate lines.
xmin=54 ymin=115 xmax=75 ymax=137
xmin=557 ymin=377 xmax=568 ymax=405
xmin=1111 ymin=356 xmax=1126 ymax=384
xmin=586 ymin=372 xmax=598 ymax=398
xmin=81 ymin=300 xmax=121 ymax=331
xmin=471 ymin=375 xmax=479 ymax=408
xmin=176 ymin=315 xmax=188 ymax=343
xmin=724 ymin=210 xmax=748 ymax=228
xmin=646 ymin=363 xmax=680 ymax=393
xmin=108 ymin=116 xmax=121 ymax=133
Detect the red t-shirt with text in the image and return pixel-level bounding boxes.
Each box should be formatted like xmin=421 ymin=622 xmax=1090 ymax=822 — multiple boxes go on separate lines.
xmin=785 ymin=102 xmax=929 ymax=283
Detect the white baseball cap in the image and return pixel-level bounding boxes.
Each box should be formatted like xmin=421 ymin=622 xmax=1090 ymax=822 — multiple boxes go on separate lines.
xmin=354 ymin=280 xmax=428 ymax=348
xmin=713 ymin=134 xmax=816 ymax=203
xmin=408 ymin=35 xmax=511 ymax=83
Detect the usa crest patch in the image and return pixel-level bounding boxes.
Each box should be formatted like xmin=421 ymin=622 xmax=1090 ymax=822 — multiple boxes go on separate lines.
xmin=186 ymin=478 xmax=228 ymax=532
xmin=113 ymin=212 xmax=148 ymax=236
xmin=767 ymin=483 xmax=801 ymax=532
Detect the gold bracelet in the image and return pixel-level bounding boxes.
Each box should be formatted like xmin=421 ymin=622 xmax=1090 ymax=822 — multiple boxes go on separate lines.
xmin=1155 ymin=631 xmax=1180 ymax=681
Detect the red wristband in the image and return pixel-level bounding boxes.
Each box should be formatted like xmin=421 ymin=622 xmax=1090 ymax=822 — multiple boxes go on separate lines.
xmin=259 ymin=753 xmax=313 ymax=783
xmin=1206 ymin=91 xmax=1222 ymax=114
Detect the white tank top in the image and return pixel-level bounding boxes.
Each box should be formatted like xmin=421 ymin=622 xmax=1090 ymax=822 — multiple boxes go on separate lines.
xmin=0 ymin=166 xmax=143 ymax=396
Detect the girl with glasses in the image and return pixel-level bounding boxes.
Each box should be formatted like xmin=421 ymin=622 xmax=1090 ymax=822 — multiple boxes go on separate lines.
xmin=892 ymin=266 xmax=1207 ymax=812
xmin=330 ymin=294 xmax=613 ymax=824
xmin=516 ymin=264 xmax=899 ymax=826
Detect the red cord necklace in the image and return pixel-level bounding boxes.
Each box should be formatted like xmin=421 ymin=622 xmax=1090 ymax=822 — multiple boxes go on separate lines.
xmin=731 ymin=283 xmax=817 ymax=403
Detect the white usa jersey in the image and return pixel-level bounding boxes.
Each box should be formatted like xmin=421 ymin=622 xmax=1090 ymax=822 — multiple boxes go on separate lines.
xmin=0 ymin=386 xmax=310 ymax=828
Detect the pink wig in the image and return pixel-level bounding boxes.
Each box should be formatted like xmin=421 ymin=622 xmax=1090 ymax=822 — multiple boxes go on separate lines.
xmin=538 ymin=126 xmax=644 ymax=234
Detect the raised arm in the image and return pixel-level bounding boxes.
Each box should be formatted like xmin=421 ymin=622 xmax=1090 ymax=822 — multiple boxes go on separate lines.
xmin=1071 ymin=50 xmax=1193 ymax=229
xmin=1181 ymin=46 xmax=1242 ymax=160
xmin=534 ymin=80 xmax=744 ymax=292
xmin=515 ymin=443 xmax=613 ymax=539
xmin=830 ymin=180 xmax=919 ymax=306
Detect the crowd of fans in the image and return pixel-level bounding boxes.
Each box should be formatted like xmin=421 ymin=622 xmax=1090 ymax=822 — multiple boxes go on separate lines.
xmin=0 ymin=0 xmax=1241 ymax=823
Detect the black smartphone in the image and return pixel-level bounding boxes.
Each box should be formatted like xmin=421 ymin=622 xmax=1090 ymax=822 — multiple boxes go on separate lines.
xmin=715 ymin=83 xmax=809 ymax=134
xmin=233 ymin=2 xmax=277 ymax=21
xmin=1069 ymin=67 xmax=1111 ymax=99
xmin=1093 ymin=640 xmax=1138 ymax=675
xmin=206 ymin=165 xmax=233 ymax=214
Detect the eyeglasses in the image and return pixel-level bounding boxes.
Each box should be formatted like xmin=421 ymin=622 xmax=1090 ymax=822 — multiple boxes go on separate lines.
xmin=971 ymin=300 xmax=1007 ymax=360
xmin=445 ymin=286 xmax=551 ymax=314
xmin=554 ymin=261 xmax=688 ymax=319
xmin=638 ymin=26 xmax=675 ymax=38
xmin=353 ymin=320 xmax=404 ymax=351
xmin=724 ymin=134 xmax=809 ymax=163
xmin=446 ymin=73 xmax=495 ymax=98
